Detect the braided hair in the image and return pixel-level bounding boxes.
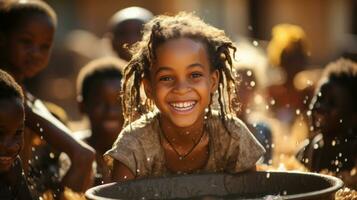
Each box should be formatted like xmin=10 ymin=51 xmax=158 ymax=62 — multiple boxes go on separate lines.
xmin=122 ymin=12 xmax=239 ymax=127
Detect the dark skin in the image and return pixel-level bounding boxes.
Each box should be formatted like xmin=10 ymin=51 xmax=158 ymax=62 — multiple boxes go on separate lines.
xmin=0 ymin=13 xmax=95 ymax=192
xmin=310 ymin=80 xmax=357 ymax=187
xmin=112 ymin=38 xmax=219 ymax=181
xmin=0 ymin=98 xmax=32 ymax=199
xmin=79 ymin=78 xmax=124 ymax=184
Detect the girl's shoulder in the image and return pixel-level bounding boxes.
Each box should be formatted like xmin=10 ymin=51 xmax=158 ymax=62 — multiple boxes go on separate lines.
xmin=208 ymin=110 xmax=250 ymax=138
xmin=119 ymin=111 xmax=160 ymax=142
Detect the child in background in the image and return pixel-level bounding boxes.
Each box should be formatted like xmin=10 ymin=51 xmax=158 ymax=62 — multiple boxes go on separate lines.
xmin=0 ymin=69 xmax=32 ymax=199
xmin=297 ymin=58 xmax=357 ymax=188
xmin=107 ymin=6 xmax=153 ymax=61
xmin=76 ymin=57 xmax=125 ymax=185
xmin=105 ymin=12 xmax=265 ymax=181
xmin=0 ymin=0 xmax=95 ymax=196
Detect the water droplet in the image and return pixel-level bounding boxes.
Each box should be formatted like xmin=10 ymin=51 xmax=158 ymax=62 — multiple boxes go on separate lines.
xmin=295 ymin=109 xmax=300 ymax=115
xmin=334 ymin=160 xmax=339 ymax=166
xmin=205 ymin=108 xmax=209 ymax=113
xmin=338 ymin=153 xmax=342 ymax=157
xmin=246 ymin=70 xmax=252 ymax=76
xmin=306 ymin=110 xmax=312 ymax=116
xmin=339 ymin=119 xmax=343 ymax=123
xmin=49 ymin=152 xmax=55 ymax=159
xmin=332 ymin=140 xmax=336 ymax=146
xmin=270 ymin=99 xmax=275 ymax=105
xmin=253 ymin=40 xmax=259 ymax=47
xmin=266 ymin=172 xmax=270 ymax=178
xmin=250 ymin=81 xmax=256 ymax=87
xmin=204 ymin=116 xmax=208 ymax=120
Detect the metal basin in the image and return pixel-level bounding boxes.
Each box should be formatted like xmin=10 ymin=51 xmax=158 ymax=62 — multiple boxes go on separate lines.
xmin=85 ymin=171 xmax=343 ymax=200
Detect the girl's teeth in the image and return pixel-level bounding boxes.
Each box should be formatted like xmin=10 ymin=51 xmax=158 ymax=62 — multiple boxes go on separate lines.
xmin=0 ymin=157 xmax=12 ymax=161
xmin=170 ymin=101 xmax=196 ymax=111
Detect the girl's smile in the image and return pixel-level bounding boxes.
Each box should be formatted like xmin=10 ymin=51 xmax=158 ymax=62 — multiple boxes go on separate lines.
xmin=144 ymin=38 xmax=218 ymax=128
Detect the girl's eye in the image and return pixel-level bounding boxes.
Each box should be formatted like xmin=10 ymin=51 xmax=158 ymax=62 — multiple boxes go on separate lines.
xmin=191 ymin=72 xmax=203 ymax=78
xmin=159 ymin=76 xmax=173 ymax=82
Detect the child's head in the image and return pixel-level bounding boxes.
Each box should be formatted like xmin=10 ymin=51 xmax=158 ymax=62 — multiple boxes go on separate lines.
xmin=0 ymin=0 xmax=57 ymax=81
xmin=108 ymin=7 xmax=153 ymax=61
xmin=267 ymin=24 xmax=308 ymax=78
xmin=311 ymin=58 xmax=357 ymax=138
xmin=122 ymin=12 xmax=238 ymax=127
xmin=77 ymin=57 xmax=125 ymax=147
xmin=0 ymin=69 xmax=24 ymax=173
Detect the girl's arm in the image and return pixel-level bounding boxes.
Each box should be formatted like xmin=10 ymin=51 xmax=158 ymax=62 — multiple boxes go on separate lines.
xmin=25 ymin=103 xmax=95 ymax=192
xmin=112 ymin=160 xmax=135 ymax=182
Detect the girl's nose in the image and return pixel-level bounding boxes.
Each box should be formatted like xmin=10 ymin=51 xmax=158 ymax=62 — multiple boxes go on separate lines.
xmin=173 ymin=80 xmax=191 ymax=94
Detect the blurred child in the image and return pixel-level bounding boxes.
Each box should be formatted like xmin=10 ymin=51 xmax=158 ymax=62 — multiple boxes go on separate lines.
xmin=105 ymin=12 xmax=265 ymax=181
xmin=265 ymin=24 xmax=312 ymax=157
xmin=107 ymin=6 xmax=153 ymax=61
xmin=297 ymin=58 xmax=357 ymax=188
xmin=76 ymin=57 xmax=125 ymax=185
xmin=235 ymin=67 xmax=272 ymax=164
xmin=0 ymin=69 xmax=32 ymax=199
xmin=0 ymin=0 xmax=95 ymax=196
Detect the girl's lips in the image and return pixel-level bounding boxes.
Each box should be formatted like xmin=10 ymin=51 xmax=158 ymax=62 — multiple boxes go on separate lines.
xmin=0 ymin=156 xmax=15 ymax=167
xmin=169 ymin=100 xmax=197 ymax=114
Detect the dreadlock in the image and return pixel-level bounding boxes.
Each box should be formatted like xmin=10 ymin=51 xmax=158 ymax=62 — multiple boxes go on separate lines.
xmin=121 ymin=12 xmax=239 ymax=127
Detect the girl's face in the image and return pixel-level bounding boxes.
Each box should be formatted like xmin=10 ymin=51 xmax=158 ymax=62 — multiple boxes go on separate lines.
xmin=0 ymin=98 xmax=24 ymax=173
xmin=311 ymin=80 xmax=354 ymax=137
xmin=1 ymin=14 xmax=54 ymax=80
xmin=144 ymin=38 xmax=218 ymax=128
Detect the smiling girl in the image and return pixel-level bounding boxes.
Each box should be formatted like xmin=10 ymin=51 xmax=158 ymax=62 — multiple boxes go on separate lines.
xmin=105 ymin=12 xmax=265 ymax=181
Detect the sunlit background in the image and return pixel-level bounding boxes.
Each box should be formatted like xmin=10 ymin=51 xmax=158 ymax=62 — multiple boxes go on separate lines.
xmin=25 ymin=0 xmax=356 ymax=124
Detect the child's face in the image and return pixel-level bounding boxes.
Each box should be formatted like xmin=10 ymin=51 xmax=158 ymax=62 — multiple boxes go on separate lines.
xmin=311 ymin=80 xmax=354 ymax=137
xmin=112 ymin=19 xmax=143 ymax=61
xmin=81 ymin=79 xmax=123 ymax=146
xmin=0 ymin=98 xmax=24 ymax=173
xmin=144 ymin=38 xmax=218 ymax=128
xmin=1 ymin=14 xmax=54 ymax=79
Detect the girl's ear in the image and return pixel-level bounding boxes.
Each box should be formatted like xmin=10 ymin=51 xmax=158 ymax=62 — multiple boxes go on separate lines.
xmin=143 ymin=78 xmax=153 ymax=99
xmin=210 ymin=70 xmax=219 ymax=93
